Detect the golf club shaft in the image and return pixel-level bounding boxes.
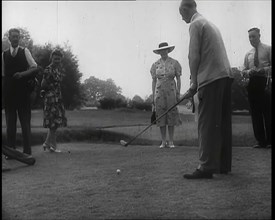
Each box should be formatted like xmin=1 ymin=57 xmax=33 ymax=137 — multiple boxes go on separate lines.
xmin=125 ymin=93 xmax=189 ymax=146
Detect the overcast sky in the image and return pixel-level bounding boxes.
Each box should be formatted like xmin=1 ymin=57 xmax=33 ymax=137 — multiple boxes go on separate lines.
xmin=2 ymin=0 xmax=272 ymax=99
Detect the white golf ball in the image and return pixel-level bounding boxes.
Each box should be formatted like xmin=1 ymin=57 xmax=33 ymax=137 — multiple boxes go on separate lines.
xmin=116 ymin=169 xmax=121 ymax=174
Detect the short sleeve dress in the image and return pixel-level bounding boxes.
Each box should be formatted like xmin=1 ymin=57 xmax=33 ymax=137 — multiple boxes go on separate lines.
xmin=150 ymin=57 xmax=182 ymax=127
xmin=42 ymin=64 xmax=67 ymax=129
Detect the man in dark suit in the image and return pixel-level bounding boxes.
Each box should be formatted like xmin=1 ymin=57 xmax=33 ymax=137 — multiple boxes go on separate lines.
xmin=2 ymin=28 xmax=38 ymax=157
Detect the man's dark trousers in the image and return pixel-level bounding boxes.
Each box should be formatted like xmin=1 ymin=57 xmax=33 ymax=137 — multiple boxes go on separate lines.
xmin=3 ymin=47 xmax=33 ymax=155
xmin=197 ymin=77 xmax=233 ymax=173
xmin=5 ymin=96 xmax=32 ymax=155
xmin=247 ymin=75 xmax=271 ymax=146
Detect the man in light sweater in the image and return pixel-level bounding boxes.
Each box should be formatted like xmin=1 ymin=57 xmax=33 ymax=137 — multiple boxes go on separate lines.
xmin=179 ymin=0 xmax=234 ymax=179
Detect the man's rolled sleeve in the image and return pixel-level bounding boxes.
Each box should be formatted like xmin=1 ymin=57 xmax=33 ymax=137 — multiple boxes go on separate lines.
xmin=263 ymin=45 xmax=272 ymax=73
xmin=150 ymin=63 xmax=157 ymax=80
xmin=175 ymin=61 xmax=182 ymax=77
xmin=24 ymin=48 xmax=37 ymax=68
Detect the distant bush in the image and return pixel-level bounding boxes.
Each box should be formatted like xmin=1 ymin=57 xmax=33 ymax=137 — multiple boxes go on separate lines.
xmin=132 ymin=101 xmax=151 ymax=111
xmin=99 ymin=97 xmax=127 ymax=110
xmin=115 ymin=98 xmax=128 ymax=108
xmin=127 ymin=94 xmax=151 ymax=111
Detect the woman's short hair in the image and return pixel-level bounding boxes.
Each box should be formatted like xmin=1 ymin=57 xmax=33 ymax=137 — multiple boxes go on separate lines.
xmin=248 ymin=27 xmax=260 ymax=34
xmin=50 ymin=49 xmax=63 ymax=60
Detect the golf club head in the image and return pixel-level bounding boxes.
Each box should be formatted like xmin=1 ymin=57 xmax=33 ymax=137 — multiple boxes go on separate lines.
xmin=120 ymin=140 xmax=128 ymax=147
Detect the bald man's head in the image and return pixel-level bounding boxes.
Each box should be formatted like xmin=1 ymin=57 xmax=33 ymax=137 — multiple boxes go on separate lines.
xmin=179 ymin=0 xmax=197 ymax=23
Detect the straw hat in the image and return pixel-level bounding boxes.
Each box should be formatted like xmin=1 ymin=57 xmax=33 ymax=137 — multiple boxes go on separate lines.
xmin=153 ymin=42 xmax=175 ymax=54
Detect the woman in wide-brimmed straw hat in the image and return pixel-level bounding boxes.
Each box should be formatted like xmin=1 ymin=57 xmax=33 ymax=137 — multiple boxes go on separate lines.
xmin=150 ymin=42 xmax=182 ymax=149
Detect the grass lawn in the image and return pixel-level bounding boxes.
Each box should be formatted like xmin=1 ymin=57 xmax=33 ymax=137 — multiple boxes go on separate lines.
xmin=2 ymin=108 xmax=157 ymax=128
xmin=2 ymin=108 xmax=251 ymax=128
xmin=2 ymin=143 xmax=271 ymax=220
xmin=2 ymin=109 xmax=270 ymax=219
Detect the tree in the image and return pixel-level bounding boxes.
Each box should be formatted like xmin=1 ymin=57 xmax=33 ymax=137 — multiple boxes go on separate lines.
xmin=104 ymin=79 xmax=122 ymax=99
xmin=115 ymin=95 xmax=127 ymax=108
xmin=131 ymin=95 xmax=151 ymax=111
xmin=82 ymin=76 xmax=122 ymax=106
xmin=144 ymin=94 xmax=153 ymax=104
xmin=132 ymin=95 xmax=144 ymax=103
xmin=82 ymin=76 xmax=101 ymax=106
xmin=231 ymin=67 xmax=250 ymax=111
xmin=60 ymin=43 xmax=84 ymax=109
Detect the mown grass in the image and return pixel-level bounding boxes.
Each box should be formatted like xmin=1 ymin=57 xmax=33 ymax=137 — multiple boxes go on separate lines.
xmin=2 ymin=143 xmax=271 ymax=220
xmin=2 ymin=110 xmax=270 ymax=219
xmin=2 ymin=108 xmax=251 ymax=128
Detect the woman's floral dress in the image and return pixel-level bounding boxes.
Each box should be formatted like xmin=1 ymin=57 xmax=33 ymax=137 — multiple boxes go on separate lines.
xmin=150 ymin=56 xmax=182 ymax=127
xmin=42 ymin=64 xmax=67 ymax=129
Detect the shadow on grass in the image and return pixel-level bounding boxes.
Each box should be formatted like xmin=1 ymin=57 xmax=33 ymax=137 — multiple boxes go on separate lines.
xmin=2 ymin=125 xmax=255 ymax=147
xmin=2 ymin=127 xmax=195 ymax=147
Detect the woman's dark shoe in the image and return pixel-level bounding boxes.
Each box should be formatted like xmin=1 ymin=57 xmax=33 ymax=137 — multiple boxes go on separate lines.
xmin=183 ymin=169 xmax=213 ymax=179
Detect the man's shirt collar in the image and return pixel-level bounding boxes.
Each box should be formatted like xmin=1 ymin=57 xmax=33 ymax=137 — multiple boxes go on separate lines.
xmin=190 ymin=12 xmax=199 ymax=23
xmin=10 ymin=45 xmax=19 ymax=53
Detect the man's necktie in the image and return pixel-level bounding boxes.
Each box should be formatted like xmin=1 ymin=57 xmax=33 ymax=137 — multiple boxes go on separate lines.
xmin=11 ymin=49 xmax=17 ymax=57
xmin=254 ymin=47 xmax=259 ymax=67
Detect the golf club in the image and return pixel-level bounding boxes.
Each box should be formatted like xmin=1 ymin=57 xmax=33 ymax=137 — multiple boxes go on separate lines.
xmin=120 ymin=91 xmax=192 ymax=147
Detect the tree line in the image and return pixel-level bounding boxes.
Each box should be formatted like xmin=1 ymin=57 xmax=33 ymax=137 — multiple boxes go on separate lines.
xmin=2 ymin=27 xmax=249 ymax=112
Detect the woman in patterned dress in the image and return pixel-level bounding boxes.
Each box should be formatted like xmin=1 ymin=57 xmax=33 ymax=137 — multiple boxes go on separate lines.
xmin=41 ymin=49 xmax=67 ymax=152
xmin=150 ymin=42 xmax=182 ymax=148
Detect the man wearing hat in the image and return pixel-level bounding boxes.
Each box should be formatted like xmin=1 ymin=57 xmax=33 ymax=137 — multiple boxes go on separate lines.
xmin=150 ymin=42 xmax=182 ymax=149
xmin=179 ymin=0 xmax=234 ymax=179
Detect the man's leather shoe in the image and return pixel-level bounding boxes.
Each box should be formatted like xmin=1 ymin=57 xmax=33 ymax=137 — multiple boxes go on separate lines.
xmin=266 ymin=144 xmax=271 ymax=148
xmin=2 ymin=167 xmax=11 ymax=172
xmin=183 ymin=169 xmax=213 ymax=179
xmin=5 ymin=156 xmax=14 ymax=160
xmin=253 ymin=144 xmax=266 ymax=149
